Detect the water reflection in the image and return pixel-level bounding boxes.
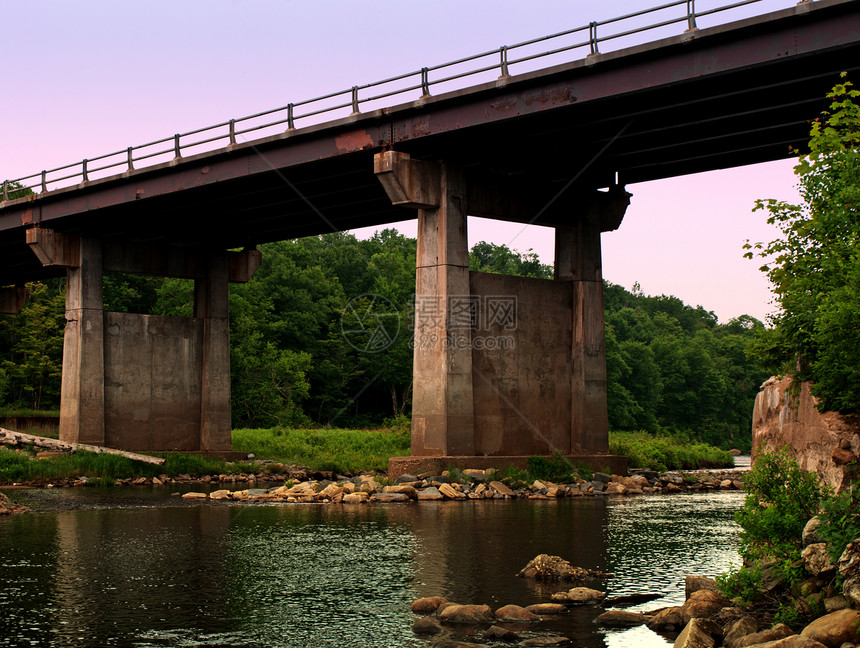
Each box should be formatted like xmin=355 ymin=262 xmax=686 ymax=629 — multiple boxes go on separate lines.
xmin=0 ymin=490 xmax=742 ymax=648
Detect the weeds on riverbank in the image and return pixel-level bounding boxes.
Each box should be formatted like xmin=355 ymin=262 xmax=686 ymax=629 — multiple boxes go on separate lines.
xmin=609 ymin=431 xmax=734 ymax=472
xmin=0 ymin=423 xmax=732 ymax=484
xmin=232 ymin=426 xmax=410 ymax=474
xmin=0 ymin=446 xmax=242 ymax=484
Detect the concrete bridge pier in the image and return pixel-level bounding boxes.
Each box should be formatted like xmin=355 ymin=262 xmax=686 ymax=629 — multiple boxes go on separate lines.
xmin=375 ymin=151 xmax=629 ymax=478
xmin=26 ymin=227 xmax=259 ymax=453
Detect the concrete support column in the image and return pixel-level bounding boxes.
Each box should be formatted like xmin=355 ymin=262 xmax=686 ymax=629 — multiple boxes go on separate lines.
xmin=61 ymin=236 xmax=105 ymax=445
xmin=413 ymin=164 xmax=475 ymax=456
xmin=555 ymin=209 xmax=609 ymax=453
xmin=554 ymin=186 xmax=629 ymax=453
xmin=374 ymin=151 xmax=474 ymax=456
xmin=195 ymin=250 xmax=231 ymax=451
xmin=0 ymin=286 xmax=28 ymax=314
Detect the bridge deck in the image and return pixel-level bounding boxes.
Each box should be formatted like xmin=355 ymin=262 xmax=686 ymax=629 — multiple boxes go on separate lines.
xmin=1 ymin=0 xmax=859 ymax=285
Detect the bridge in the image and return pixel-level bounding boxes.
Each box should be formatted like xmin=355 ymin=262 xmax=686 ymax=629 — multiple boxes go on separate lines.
xmin=1 ymin=0 xmax=858 ymax=473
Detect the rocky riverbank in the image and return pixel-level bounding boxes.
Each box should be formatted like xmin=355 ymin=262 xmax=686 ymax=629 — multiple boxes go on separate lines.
xmin=409 ymin=551 xmax=860 ymax=648
xmin=169 ymin=466 xmax=746 ymax=504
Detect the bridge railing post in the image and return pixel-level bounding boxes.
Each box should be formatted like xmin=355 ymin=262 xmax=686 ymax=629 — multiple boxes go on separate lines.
xmin=686 ymin=0 xmax=698 ymax=32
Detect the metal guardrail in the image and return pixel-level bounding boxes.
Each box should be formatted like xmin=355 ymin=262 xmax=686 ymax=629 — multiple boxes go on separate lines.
xmin=1 ymin=0 xmax=806 ymax=202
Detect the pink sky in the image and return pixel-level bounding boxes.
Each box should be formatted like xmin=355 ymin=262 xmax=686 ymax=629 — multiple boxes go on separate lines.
xmin=2 ymin=0 xmax=806 ymax=323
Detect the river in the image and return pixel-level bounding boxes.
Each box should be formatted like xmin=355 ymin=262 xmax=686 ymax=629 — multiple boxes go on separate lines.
xmin=0 ymin=485 xmax=744 ymax=648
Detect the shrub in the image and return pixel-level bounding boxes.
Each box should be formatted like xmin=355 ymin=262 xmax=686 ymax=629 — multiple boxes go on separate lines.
xmin=527 ymin=451 xmax=576 ymax=483
xmin=735 ymin=446 xmax=827 ymax=564
xmin=718 ymin=446 xmax=828 ymax=623
xmin=819 ymin=484 xmax=860 ymax=564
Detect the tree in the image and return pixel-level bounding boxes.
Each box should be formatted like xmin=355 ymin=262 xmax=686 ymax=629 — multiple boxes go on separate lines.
xmin=745 ymin=75 xmax=860 ymax=412
xmin=469 ymin=241 xmax=553 ymax=279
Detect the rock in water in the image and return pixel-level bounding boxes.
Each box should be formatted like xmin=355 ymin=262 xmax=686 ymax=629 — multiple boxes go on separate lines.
xmin=411 ymin=596 xmax=448 ymax=614
xmin=518 ymin=554 xmax=609 ymax=580
xmin=592 ymin=610 xmax=645 ymax=627
xmin=438 ymin=604 xmax=495 ymax=625
xmin=494 ymin=604 xmax=540 ymax=623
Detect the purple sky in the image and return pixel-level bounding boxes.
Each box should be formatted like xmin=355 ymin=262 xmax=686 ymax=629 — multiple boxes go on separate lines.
xmin=3 ymin=0 xmax=807 ymax=323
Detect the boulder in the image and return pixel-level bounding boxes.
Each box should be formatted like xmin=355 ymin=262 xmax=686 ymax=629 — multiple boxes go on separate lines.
xmin=411 ymin=596 xmax=448 ymax=614
xmin=484 ymin=624 xmax=520 ymax=641
xmin=837 ymin=540 xmax=860 ymax=606
xmin=525 ymin=603 xmax=567 ymax=615
xmin=417 ymin=486 xmax=444 ymax=501
xmin=681 ymin=589 xmax=730 ymax=622
xmin=746 ymin=637 xmax=828 ymax=648
xmin=494 ymin=604 xmax=540 ymax=623
xmin=737 ymin=623 xmax=794 ymax=647
xmin=383 ymin=484 xmax=418 ymax=498
xmin=438 ymin=483 xmax=465 ymax=500
xmin=686 ymin=575 xmax=719 ymax=599
xmin=604 ymin=592 xmax=662 ymax=607
xmin=431 ymin=640 xmax=485 ymax=648
xmin=593 ymin=610 xmax=645 ymax=627
xmin=551 ymin=587 xmax=605 ymax=605
xmin=318 ymin=483 xmax=343 ymax=499
xmin=802 ymin=518 xmax=824 ymax=547
xmin=823 ymin=595 xmax=848 ymax=613
xmin=752 ymin=376 xmax=860 ymax=492
xmin=439 ymin=604 xmax=495 ymax=625
xmin=370 ymin=492 xmax=409 ymax=503
xmin=518 ymin=554 xmax=608 ymax=581
xmin=521 ymin=637 xmax=572 ymax=647
xmin=673 ymin=618 xmax=723 ymax=648
xmin=489 ymin=480 xmax=514 ymax=497
xmin=412 ymin=616 xmax=443 ymax=635
xmin=646 ymin=607 xmax=687 ymax=632
xmin=724 ymin=617 xmax=758 ymax=648
xmin=342 ymin=492 xmax=368 ymax=503
xmin=800 ymin=609 xmax=860 ymax=646
xmin=802 ymin=543 xmax=835 ymax=576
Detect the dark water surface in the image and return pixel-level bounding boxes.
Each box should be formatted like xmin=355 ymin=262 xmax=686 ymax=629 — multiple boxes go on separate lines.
xmin=0 ymin=488 xmax=743 ymax=648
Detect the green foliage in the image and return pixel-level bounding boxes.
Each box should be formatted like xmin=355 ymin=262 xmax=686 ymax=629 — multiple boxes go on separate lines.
xmin=716 ymin=564 xmax=763 ymax=605
xmin=527 ymin=450 xmax=577 ymax=482
xmin=719 ymin=447 xmax=827 ymax=622
xmin=0 ymin=281 xmax=66 ymax=410
xmin=745 ymin=75 xmax=860 ymax=412
xmin=2 ymin=180 xmax=32 ymax=201
xmin=501 ymin=464 xmax=529 ymax=488
xmin=819 ymin=484 xmax=860 ymax=564
xmin=231 ymin=426 xmax=410 ymax=474
xmin=608 ymin=431 xmax=734 ymax=472
xmin=605 ymin=282 xmax=767 ymax=451
xmin=469 ymin=241 xmax=553 ymax=279
xmin=736 ymin=447 xmax=827 ymax=564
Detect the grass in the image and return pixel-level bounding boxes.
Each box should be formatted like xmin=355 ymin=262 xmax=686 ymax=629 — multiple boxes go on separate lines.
xmin=0 ymin=446 xmax=244 ymax=484
xmin=0 ymin=408 xmax=61 ymax=418
xmin=232 ymin=426 xmax=410 ymax=474
xmin=0 ymin=423 xmax=732 ymax=484
xmin=608 ymin=430 xmax=734 ymax=473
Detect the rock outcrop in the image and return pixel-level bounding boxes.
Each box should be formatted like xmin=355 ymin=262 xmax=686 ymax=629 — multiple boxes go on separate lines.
xmin=752 ymin=376 xmax=860 ymax=491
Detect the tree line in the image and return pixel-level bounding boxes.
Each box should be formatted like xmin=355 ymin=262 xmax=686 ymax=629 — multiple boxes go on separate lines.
xmin=0 ymin=230 xmax=766 ymax=451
